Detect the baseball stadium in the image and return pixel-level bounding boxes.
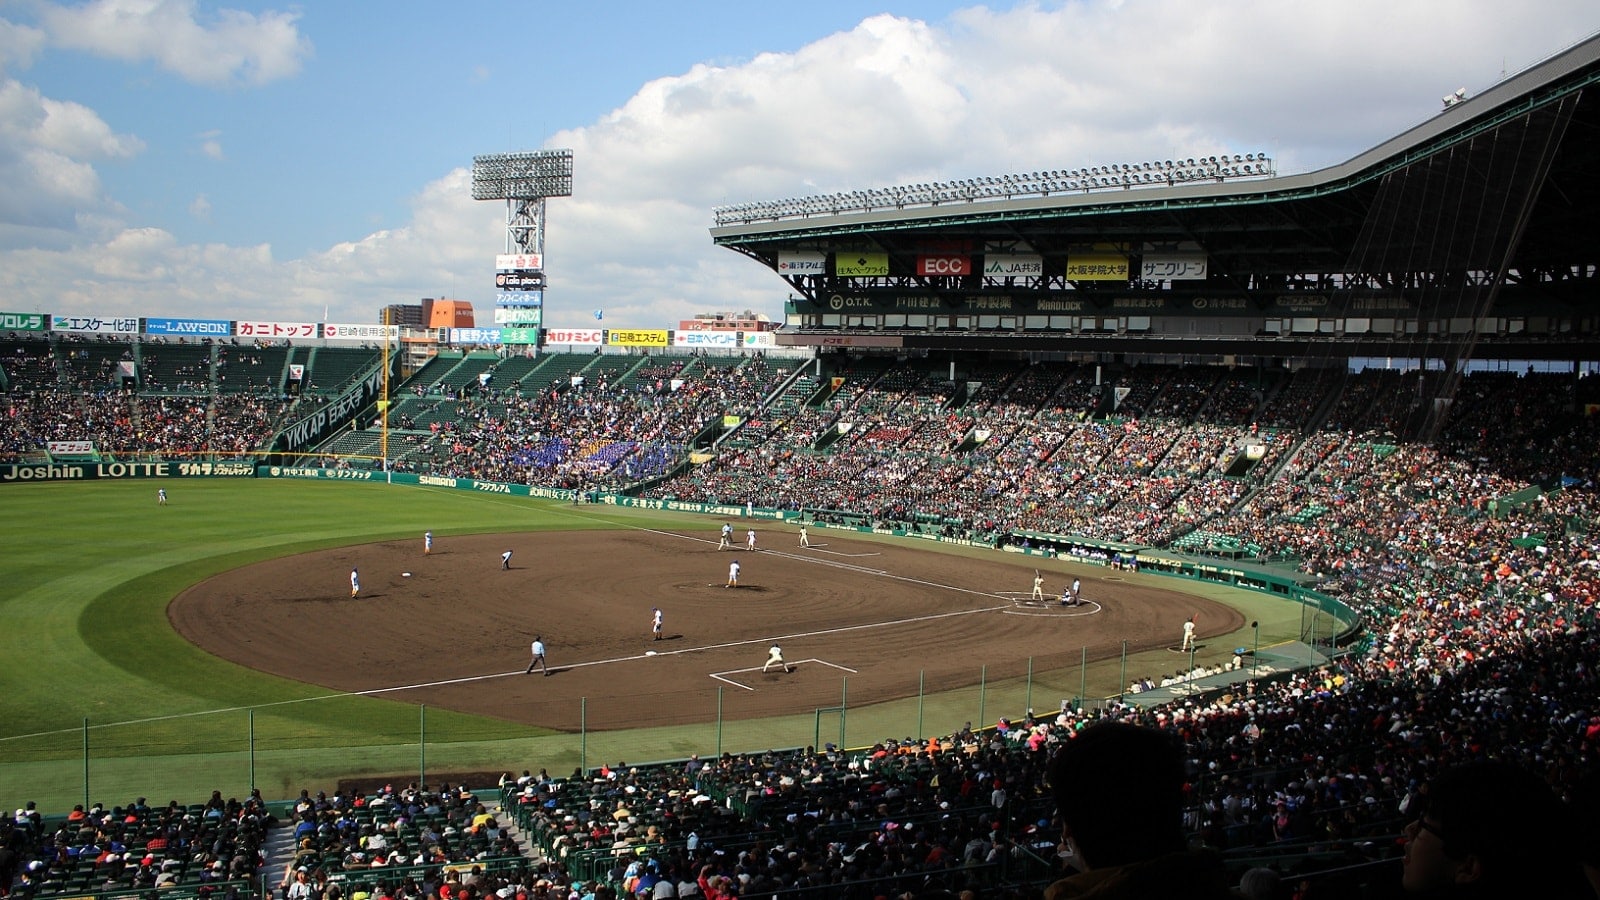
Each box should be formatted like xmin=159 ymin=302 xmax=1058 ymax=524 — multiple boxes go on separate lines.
xmin=4 ymin=29 xmax=1600 ymax=900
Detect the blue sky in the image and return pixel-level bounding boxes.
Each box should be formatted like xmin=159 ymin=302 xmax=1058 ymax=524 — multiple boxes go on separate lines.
xmin=0 ymin=1 xmax=1595 ymax=330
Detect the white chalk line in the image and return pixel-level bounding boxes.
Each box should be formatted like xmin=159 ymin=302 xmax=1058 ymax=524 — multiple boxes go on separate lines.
xmin=709 ymin=658 xmax=859 ymax=691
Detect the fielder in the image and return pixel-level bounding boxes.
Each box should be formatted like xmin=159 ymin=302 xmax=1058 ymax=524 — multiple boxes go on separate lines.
xmin=424 ymin=531 xmax=433 ymax=555
xmin=726 ymin=559 xmax=741 ymax=589
xmin=350 ymin=567 xmax=360 ymax=598
xmin=763 ymin=644 xmax=791 ymax=673
xmin=719 ymin=523 xmax=733 ymax=550
xmin=746 ymin=528 xmax=757 ymax=551
xmin=157 ymin=488 xmax=167 ymax=505
xmin=799 ymin=524 xmax=810 ymax=548
xmin=501 ymin=549 xmax=513 ymax=570
xmin=652 ymin=607 xmax=664 ymax=641
xmin=1181 ymin=615 xmax=1197 ymax=651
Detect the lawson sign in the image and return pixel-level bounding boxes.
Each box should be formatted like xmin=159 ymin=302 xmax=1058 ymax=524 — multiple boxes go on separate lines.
xmin=145 ymin=317 xmax=231 ymax=336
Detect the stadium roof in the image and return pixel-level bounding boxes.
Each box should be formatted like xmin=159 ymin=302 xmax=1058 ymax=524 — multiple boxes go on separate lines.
xmin=710 ymin=32 xmax=1600 ymax=322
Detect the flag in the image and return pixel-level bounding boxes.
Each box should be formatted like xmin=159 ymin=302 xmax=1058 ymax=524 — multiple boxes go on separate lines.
xmin=593 ymin=309 xmax=604 ymax=320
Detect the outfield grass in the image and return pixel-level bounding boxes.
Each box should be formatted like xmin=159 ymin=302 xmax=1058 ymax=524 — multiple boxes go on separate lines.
xmin=0 ymin=478 xmax=1324 ymax=810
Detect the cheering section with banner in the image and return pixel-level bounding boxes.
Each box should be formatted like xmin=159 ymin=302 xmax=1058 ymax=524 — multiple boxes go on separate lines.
xmin=274 ymin=357 xmax=395 ymax=453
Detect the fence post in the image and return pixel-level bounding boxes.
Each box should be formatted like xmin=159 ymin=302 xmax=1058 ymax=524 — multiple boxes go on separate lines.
xmin=1079 ymin=647 xmax=1087 ymax=709
xmin=83 ymin=717 xmax=90 ymax=811
xmin=978 ymin=665 xmax=987 ymax=728
xmin=1025 ymin=657 xmax=1035 ymax=715
xmin=716 ymin=687 xmax=723 ymax=758
xmin=917 ymin=670 xmax=924 ymax=740
xmin=580 ymin=698 xmax=588 ymax=772
xmin=1118 ymin=641 xmax=1128 ymax=701
xmin=419 ymin=705 xmax=426 ymax=789
xmin=249 ymin=709 xmax=256 ymax=794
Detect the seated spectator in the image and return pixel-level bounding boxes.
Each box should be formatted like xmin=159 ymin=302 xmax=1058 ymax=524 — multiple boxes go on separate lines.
xmin=1400 ymin=761 xmax=1587 ymax=898
xmin=1045 ymin=722 xmax=1237 ymax=899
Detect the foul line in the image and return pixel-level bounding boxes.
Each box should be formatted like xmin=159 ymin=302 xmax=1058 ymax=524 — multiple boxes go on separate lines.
xmin=709 ymin=658 xmax=859 ymax=691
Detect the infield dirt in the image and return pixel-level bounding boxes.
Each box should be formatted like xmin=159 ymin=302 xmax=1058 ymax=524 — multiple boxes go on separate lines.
xmin=171 ymin=527 xmax=1241 ymax=731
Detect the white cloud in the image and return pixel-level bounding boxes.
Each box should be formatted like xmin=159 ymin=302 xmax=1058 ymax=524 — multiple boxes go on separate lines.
xmin=198 ymin=130 xmax=223 ymax=160
xmin=38 ymin=0 xmax=311 ymax=87
xmin=0 ymin=78 xmax=140 ymax=243
xmin=0 ymin=18 xmax=47 ymax=74
xmin=188 ymin=192 xmax=211 ymax=222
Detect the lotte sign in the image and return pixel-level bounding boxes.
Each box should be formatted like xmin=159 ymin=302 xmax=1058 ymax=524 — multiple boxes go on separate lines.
xmin=916 ymin=255 xmax=972 ymax=276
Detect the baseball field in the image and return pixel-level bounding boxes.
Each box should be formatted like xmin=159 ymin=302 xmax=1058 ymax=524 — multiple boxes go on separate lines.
xmin=0 ymin=477 xmax=1315 ymax=810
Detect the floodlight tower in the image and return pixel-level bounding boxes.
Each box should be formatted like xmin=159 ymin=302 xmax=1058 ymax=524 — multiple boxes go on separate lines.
xmin=471 ymin=150 xmax=573 ymax=347
xmin=473 ymin=149 xmax=574 ymax=257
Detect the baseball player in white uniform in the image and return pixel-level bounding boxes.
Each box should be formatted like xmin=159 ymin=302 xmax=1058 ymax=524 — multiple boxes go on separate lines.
xmin=763 ymin=645 xmax=790 ymax=673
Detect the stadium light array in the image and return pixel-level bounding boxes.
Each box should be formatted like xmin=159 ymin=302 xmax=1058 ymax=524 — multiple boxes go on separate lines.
xmin=472 ymin=150 xmax=575 ymax=200
xmin=712 ymin=153 xmax=1275 ymax=226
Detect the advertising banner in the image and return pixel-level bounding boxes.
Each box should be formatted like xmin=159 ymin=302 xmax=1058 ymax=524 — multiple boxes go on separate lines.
xmin=493 ymin=307 xmax=543 ymax=325
xmin=46 ymin=441 xmax=96 ymax=455
xmin=0 ymin=312 xmax=48 ymax=331
xmin=1065 ymin=253 xmax=1130 ymax=281
xmin=544 ymin=328 xmax=604 ymax=344
xmin=673 ymin=331 xmax=739 ymax=347
xmin=742 ymin=332 xmax=776 ymax=348
xmin=500 ymin=327 xmax=539 ymax=344
xmin=0 ymin=461 xmax=254 ymax=482
xmin=322 ymin=323 xmax=399 ymax=341
xmin=495 ymin=271 xmax=545 ymax=290
xmin=144 ymin=317 xmax=232 ymax=336
xmin=448 ymin=328 xmax=503 ymax=345
xmin=834 ymin=252 xmax=889 ymax=278
xmin=236 ymin=320 xmax=317 ymax=339
xmin=495 ymin=291 xmax=544 ymax=308
xmin=916 ymin=255 xmax=972 ymax=276
xmin=608 ymin=329 xmax=669 ymax=347
xmin=982 ymin=255 xmax=1044 ymax=277
xmin=496 ymin=253 xmax=543 ymax=271
xmin=777 ymin=251 xmax=827 ymax=275
xmin=51 ymin=315 xmax=139 ymax=335
xmin=1140 ymin=253 xmax=1208 ymax=281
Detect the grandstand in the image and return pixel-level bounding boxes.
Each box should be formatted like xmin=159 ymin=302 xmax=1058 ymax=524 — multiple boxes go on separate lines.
xmin=4 ymin=30 xmax=1600 ymax=900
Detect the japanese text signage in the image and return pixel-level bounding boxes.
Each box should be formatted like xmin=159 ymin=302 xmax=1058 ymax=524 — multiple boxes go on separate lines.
xmin=51 ymin=315 xmax=138 ymax=334
xmin=0 ymin=312 xmax=47 ymax=331
xmin=236 ymin=321 xmax=317 ymax=339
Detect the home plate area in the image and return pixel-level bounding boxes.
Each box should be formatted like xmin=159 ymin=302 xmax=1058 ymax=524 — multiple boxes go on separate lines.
xmin=710 ymin=658 xmax=858 ymax=691
xmin=995 ymin=591 xmax=1103 ymax=618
